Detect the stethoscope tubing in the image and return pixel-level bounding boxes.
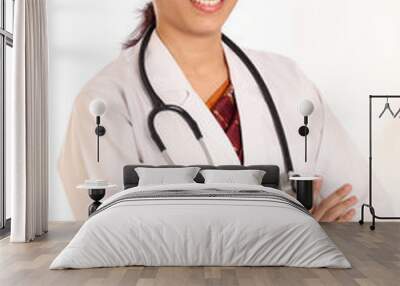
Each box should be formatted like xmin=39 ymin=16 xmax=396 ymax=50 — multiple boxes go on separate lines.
xmin=139 ymin=24 xmax=293 ymax=174
xmin=221 ymin=35 xmax=293 ymax=173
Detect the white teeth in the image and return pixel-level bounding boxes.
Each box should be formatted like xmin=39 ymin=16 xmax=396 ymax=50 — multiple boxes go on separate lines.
xmin=192 ymin=0 xmax=222 ymax=7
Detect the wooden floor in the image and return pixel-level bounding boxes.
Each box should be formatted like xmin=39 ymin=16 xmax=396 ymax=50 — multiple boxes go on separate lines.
xmin=0 ymin=222 xmax=399 ymax=286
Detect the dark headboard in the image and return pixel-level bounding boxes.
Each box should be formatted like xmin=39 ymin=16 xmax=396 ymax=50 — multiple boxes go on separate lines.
xmin=123 ymin=165 xmax=280 ymax=190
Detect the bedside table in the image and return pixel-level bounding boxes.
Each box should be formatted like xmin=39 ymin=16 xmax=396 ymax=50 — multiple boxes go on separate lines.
xmin=77 ymin=182 xmax=117 ymax=216
xmin=289 ymin=177 xmax=319 ymax=210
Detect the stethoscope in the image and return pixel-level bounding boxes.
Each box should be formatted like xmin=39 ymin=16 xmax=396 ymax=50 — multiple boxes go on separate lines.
xmin=139 ymin=24 xmax=294 ymax=176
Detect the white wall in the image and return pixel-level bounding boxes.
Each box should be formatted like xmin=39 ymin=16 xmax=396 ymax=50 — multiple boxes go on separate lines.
xmin=48 ymin=0 xmax=141 ymax=220
xmin=48 ymin=0 xmax=400 ymax=220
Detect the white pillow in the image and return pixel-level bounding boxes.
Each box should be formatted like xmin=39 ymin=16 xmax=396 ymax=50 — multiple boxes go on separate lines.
xmin=135 ymin=167 xmax=201 ymax=186
xmin=200 ymin=169 xmax=266 ymax=185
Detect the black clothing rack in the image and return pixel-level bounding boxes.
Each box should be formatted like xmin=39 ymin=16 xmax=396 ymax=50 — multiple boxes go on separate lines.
xmin=359 ymin=95 xmax=400 ymax=230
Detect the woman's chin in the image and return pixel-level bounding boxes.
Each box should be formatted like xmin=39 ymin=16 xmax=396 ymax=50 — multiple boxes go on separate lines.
xmin=183 ymin=19 xmax=224 ymax=37
xmin=187 ymin=26 xmax=222 ymax=38
xmin=184 ymin=0 xmax=232 ymax=35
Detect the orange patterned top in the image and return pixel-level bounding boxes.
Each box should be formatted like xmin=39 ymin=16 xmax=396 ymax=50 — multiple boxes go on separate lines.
xmin=206 ymin=80 xmax=243 ymax=164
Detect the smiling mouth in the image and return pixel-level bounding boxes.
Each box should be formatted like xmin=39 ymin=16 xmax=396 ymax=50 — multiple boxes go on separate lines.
xmin=190 ymin=0 xmax=224 ymax=13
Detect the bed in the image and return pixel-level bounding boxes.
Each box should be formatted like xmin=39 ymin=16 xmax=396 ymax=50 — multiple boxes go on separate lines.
xmin=50 ymin=165 xmax=350 ymax=269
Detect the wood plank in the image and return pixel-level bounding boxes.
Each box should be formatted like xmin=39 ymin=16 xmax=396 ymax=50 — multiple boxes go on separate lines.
xmin=0 ymin=222 xmax=399 ymax=286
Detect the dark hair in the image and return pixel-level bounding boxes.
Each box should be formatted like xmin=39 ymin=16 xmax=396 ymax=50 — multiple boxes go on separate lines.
xmin=123 ymin=2 xmax=156 ymax=49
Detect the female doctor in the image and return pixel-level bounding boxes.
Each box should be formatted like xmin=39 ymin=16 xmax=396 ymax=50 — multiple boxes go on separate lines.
xmin=59 ymin=0 xmax=369 ymax=220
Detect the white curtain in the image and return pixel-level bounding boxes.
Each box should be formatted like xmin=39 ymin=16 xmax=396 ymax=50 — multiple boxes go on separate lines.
xmin=10 ymin=0 xmax=49 ymax=242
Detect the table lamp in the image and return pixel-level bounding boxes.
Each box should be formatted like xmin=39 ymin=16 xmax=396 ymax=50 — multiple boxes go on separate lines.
xmin=77 ymin=99 xmax=115 ymax=216
xmin=89 ymin=99 xmax=107 ymax=162
xmin=298 ymin=99 xmax=314 ymax=162
xmin=290 ymin=99 xmax=318 ymax=210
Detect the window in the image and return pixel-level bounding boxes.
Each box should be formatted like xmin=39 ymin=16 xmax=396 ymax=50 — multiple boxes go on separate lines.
xmin=0 ymin=0 xmax=14 ymax=235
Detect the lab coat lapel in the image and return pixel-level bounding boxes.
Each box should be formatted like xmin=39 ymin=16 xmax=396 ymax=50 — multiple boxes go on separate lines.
xmin=143 ymin=33 xmax=240 ymax=165
xmin=224 ymin=45 xmax=283 ymax=167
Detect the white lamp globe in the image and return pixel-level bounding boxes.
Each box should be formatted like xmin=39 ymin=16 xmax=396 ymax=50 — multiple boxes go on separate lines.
xmin=89 ymin=99 xmax=107 ymax=117
xmin=299 ymin=100 xmax=314 ymax=116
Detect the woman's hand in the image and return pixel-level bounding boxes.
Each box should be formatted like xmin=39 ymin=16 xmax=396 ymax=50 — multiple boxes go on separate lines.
xmin=310 ymin=178 xmax=358 ymax=222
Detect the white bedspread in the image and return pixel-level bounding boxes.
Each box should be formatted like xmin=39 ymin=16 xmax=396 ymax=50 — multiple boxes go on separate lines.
xmin=50 ymin=183 xmax=350 ymax=269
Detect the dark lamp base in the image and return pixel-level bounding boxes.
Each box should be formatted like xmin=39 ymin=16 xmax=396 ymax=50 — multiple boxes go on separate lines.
xmin=294 ymin=180 xmax=313 ymax=210
xmin=88 ymin=189 xmax=106 ymax=216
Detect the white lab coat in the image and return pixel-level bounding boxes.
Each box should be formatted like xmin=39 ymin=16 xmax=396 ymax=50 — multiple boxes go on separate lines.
xmin=59 ymin=32 xmax=376 ymax=220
